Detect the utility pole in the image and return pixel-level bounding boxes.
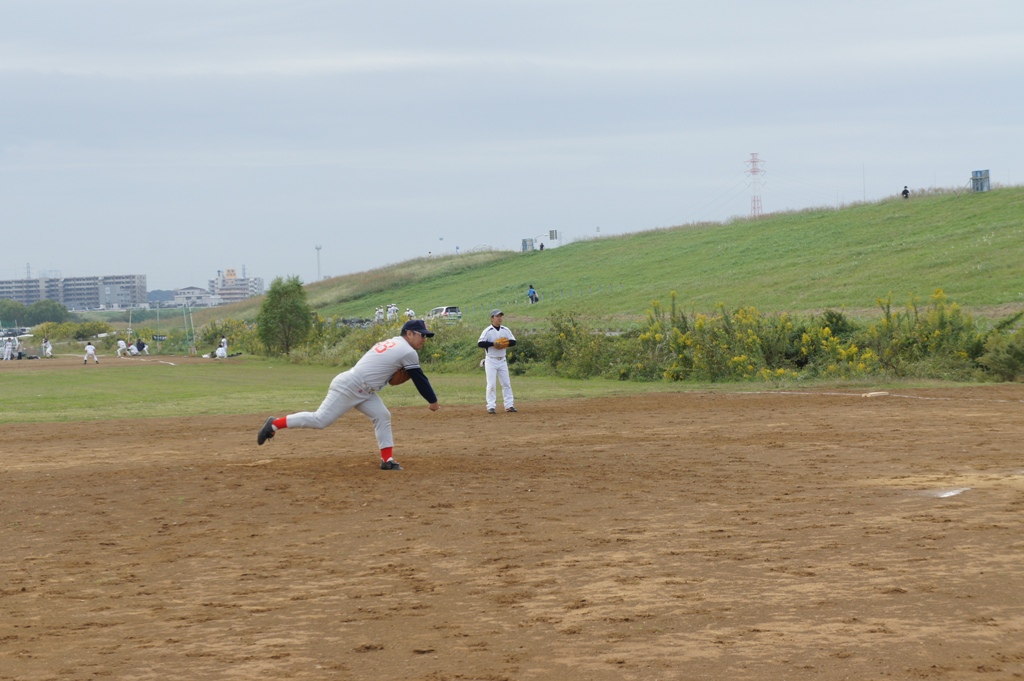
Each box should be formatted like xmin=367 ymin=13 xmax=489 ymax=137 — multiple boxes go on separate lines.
xmin=315 ymin=245 xmax=322 ymax=281
xmin=746 ymin=153 xmax=765 ymax=219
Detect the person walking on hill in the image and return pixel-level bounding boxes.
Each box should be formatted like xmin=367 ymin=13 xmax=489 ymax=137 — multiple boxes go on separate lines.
xmin=478 ymin=309 xmax=517 ymax=414
xmin=256 ymin=319 xmax=441 ymax=470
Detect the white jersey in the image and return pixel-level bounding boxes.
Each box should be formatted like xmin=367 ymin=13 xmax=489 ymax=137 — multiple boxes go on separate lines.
xmin=478 ymin=324 xmax=516 ymax=359
xmin=347 ymin=335 xmax=422 ymax=391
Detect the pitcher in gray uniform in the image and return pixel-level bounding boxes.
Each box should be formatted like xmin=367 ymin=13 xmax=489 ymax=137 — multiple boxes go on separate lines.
xmin=257 ymin=319 xmax=440 ymax=470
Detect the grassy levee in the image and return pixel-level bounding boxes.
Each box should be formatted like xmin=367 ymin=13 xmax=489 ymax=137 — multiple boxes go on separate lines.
xmin=188 ymin=186 xmax=1022 ymax=330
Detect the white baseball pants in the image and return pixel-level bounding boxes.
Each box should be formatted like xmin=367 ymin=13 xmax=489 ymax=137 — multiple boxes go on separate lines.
xmin=484 ymin=357 xmax=514 ymax=410
xmin=285 ymin=372 xmax=393 ymax=449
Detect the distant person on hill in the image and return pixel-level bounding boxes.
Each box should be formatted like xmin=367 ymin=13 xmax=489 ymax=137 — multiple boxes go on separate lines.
xmin=901 ymin=186 xmax=910 ymax=199
xmin=527 ymin=285 xmax=539 ymax=304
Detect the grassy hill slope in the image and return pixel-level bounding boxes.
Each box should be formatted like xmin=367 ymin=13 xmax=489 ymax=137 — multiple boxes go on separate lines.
xmin=195 ymin=187 xmax=1024 ymax=329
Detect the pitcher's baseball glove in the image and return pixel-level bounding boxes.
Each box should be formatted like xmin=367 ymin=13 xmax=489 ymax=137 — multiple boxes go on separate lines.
xmin=493 ymin=337 xmax=510 ymax=350
xmin=389 ymin=368 xmax=411 ymax=385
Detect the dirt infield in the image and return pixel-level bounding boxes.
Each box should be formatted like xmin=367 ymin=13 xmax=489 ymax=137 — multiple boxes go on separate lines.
xmin=2 ymin=384 xmax=1023 ymax=680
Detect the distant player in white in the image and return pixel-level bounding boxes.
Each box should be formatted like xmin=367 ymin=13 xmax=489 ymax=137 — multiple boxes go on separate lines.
xmin=257 ymin=319 xmax=440 ymax=470
xmin=117 ymin=339 xmax=128 ymax=357
xmin=405 ymin=307 xmax=415 ymax=320
xmin=42 ymin=337 xmax=53 ymax=358
xmin=84 ymin=342 xmax=99 ymax=364
xmin=2 ymin=337 xmax=12 ymax=361
xmin=477 ymin=309 xmax=517 ymax=414
xmin=215 ymin=337 xmax=227 ymax=359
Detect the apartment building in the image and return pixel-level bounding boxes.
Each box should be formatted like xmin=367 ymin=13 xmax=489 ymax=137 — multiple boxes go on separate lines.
xmin=0 ymin=274 xmax=147 ymax=310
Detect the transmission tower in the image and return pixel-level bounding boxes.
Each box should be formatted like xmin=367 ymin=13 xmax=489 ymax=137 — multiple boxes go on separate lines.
xmin=746 ymin=153 xmax=765 ymax=219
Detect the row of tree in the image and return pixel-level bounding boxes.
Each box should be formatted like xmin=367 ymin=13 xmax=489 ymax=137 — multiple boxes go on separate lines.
xmin=0 ymin=299 xmax=71 ymax=327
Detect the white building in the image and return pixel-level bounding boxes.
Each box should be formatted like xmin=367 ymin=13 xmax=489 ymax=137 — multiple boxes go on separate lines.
xmin=208 ymin=268 xmax=264 ymax=304
xmin=174 ymin=286 xmax=218 ymax=308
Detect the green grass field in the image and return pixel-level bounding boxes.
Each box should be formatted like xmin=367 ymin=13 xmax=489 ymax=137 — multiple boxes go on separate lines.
xmin=1 ymin=355 xmax=970 ymax=425
xmin=0 ymin=357 xmax=686 ymax=424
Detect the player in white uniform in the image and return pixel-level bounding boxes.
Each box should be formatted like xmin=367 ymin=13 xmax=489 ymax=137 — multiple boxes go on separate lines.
xmin=42 ymin=337 xmax=53 ymax=358
xmin=477 ymin=309 xmax=517 ymax=414
xmin=215 ymin=337 xmax=228 ymax=359
xmin=84 ymin=342 xmax=99 ymax=364
xmin=2 ymin=337 xmax=11 ymax=361
xmin=257 ymin=319 xmax=440 ymax=470
xmin=116 ymin=339 xmax=128 ymax=357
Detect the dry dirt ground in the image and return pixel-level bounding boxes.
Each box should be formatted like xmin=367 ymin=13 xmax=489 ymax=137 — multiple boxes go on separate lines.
xmin=2 ymin=360 xmax=1023 ymax=680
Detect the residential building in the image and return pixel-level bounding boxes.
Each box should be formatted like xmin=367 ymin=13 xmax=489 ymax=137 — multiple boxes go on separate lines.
xmin=208 ymin=268 xmax=264 ymax=305
xmin=0 ymin=274 xmax=147 ymax=310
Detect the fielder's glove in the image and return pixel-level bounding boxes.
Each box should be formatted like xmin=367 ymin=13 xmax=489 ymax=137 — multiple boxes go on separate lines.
xmin=493 ymin=337 xmax=510 ymax=350
xmin=388 ymin=368 xmax=411 ymax=385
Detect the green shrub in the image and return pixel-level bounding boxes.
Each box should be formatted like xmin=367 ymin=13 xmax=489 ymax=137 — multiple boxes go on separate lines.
xmin=539 ymin=311 xmax=606 ymax=379
xmin=978 ymin=328 xmax=1024 ymax=381
xmin=865 ymin=290 xmax=983 ymax=377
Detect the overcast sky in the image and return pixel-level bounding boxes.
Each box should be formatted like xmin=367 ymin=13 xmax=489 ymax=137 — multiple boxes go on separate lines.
xmin=2 ymin=1 xmax=1022 ymax=291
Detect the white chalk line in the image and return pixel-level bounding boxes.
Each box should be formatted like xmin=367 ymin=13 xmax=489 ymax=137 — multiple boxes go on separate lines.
xmin=745 ymin=390 xmax=1024 ymax=404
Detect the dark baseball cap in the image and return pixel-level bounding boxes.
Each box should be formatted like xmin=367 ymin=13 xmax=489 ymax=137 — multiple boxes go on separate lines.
xmin=401 ymin=319 xmax=435 ymax=337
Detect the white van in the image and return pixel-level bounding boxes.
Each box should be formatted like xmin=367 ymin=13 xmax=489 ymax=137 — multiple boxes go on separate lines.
xmin=427 ymin=306 xmax=462 ymax=322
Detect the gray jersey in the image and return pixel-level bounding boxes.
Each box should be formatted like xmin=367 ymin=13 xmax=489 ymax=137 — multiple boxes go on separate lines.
xmin=348 ymin=335 xmax=422 ymax=391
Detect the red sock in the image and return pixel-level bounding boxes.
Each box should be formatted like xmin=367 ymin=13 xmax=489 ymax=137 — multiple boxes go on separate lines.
xmin=380 ymin=446 xmax=393 ymax=462
xmin=273 ymin=417 xmax=288 ymax=430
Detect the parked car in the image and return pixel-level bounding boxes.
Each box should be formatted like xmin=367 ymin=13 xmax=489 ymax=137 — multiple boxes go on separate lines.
xmin=427 ymin=306 xmax=462 ymax=322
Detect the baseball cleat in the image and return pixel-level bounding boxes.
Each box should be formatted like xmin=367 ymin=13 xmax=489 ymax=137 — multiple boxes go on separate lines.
xmin=257 ymin=417 xmax=276 ymax=445
xmin=487 ymin=408 xmax=496 ymax=414
xmin=380 ymin=458 xmax=403 ymax=470
xmin=506 ymin=406 xmax=517 ymax=413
